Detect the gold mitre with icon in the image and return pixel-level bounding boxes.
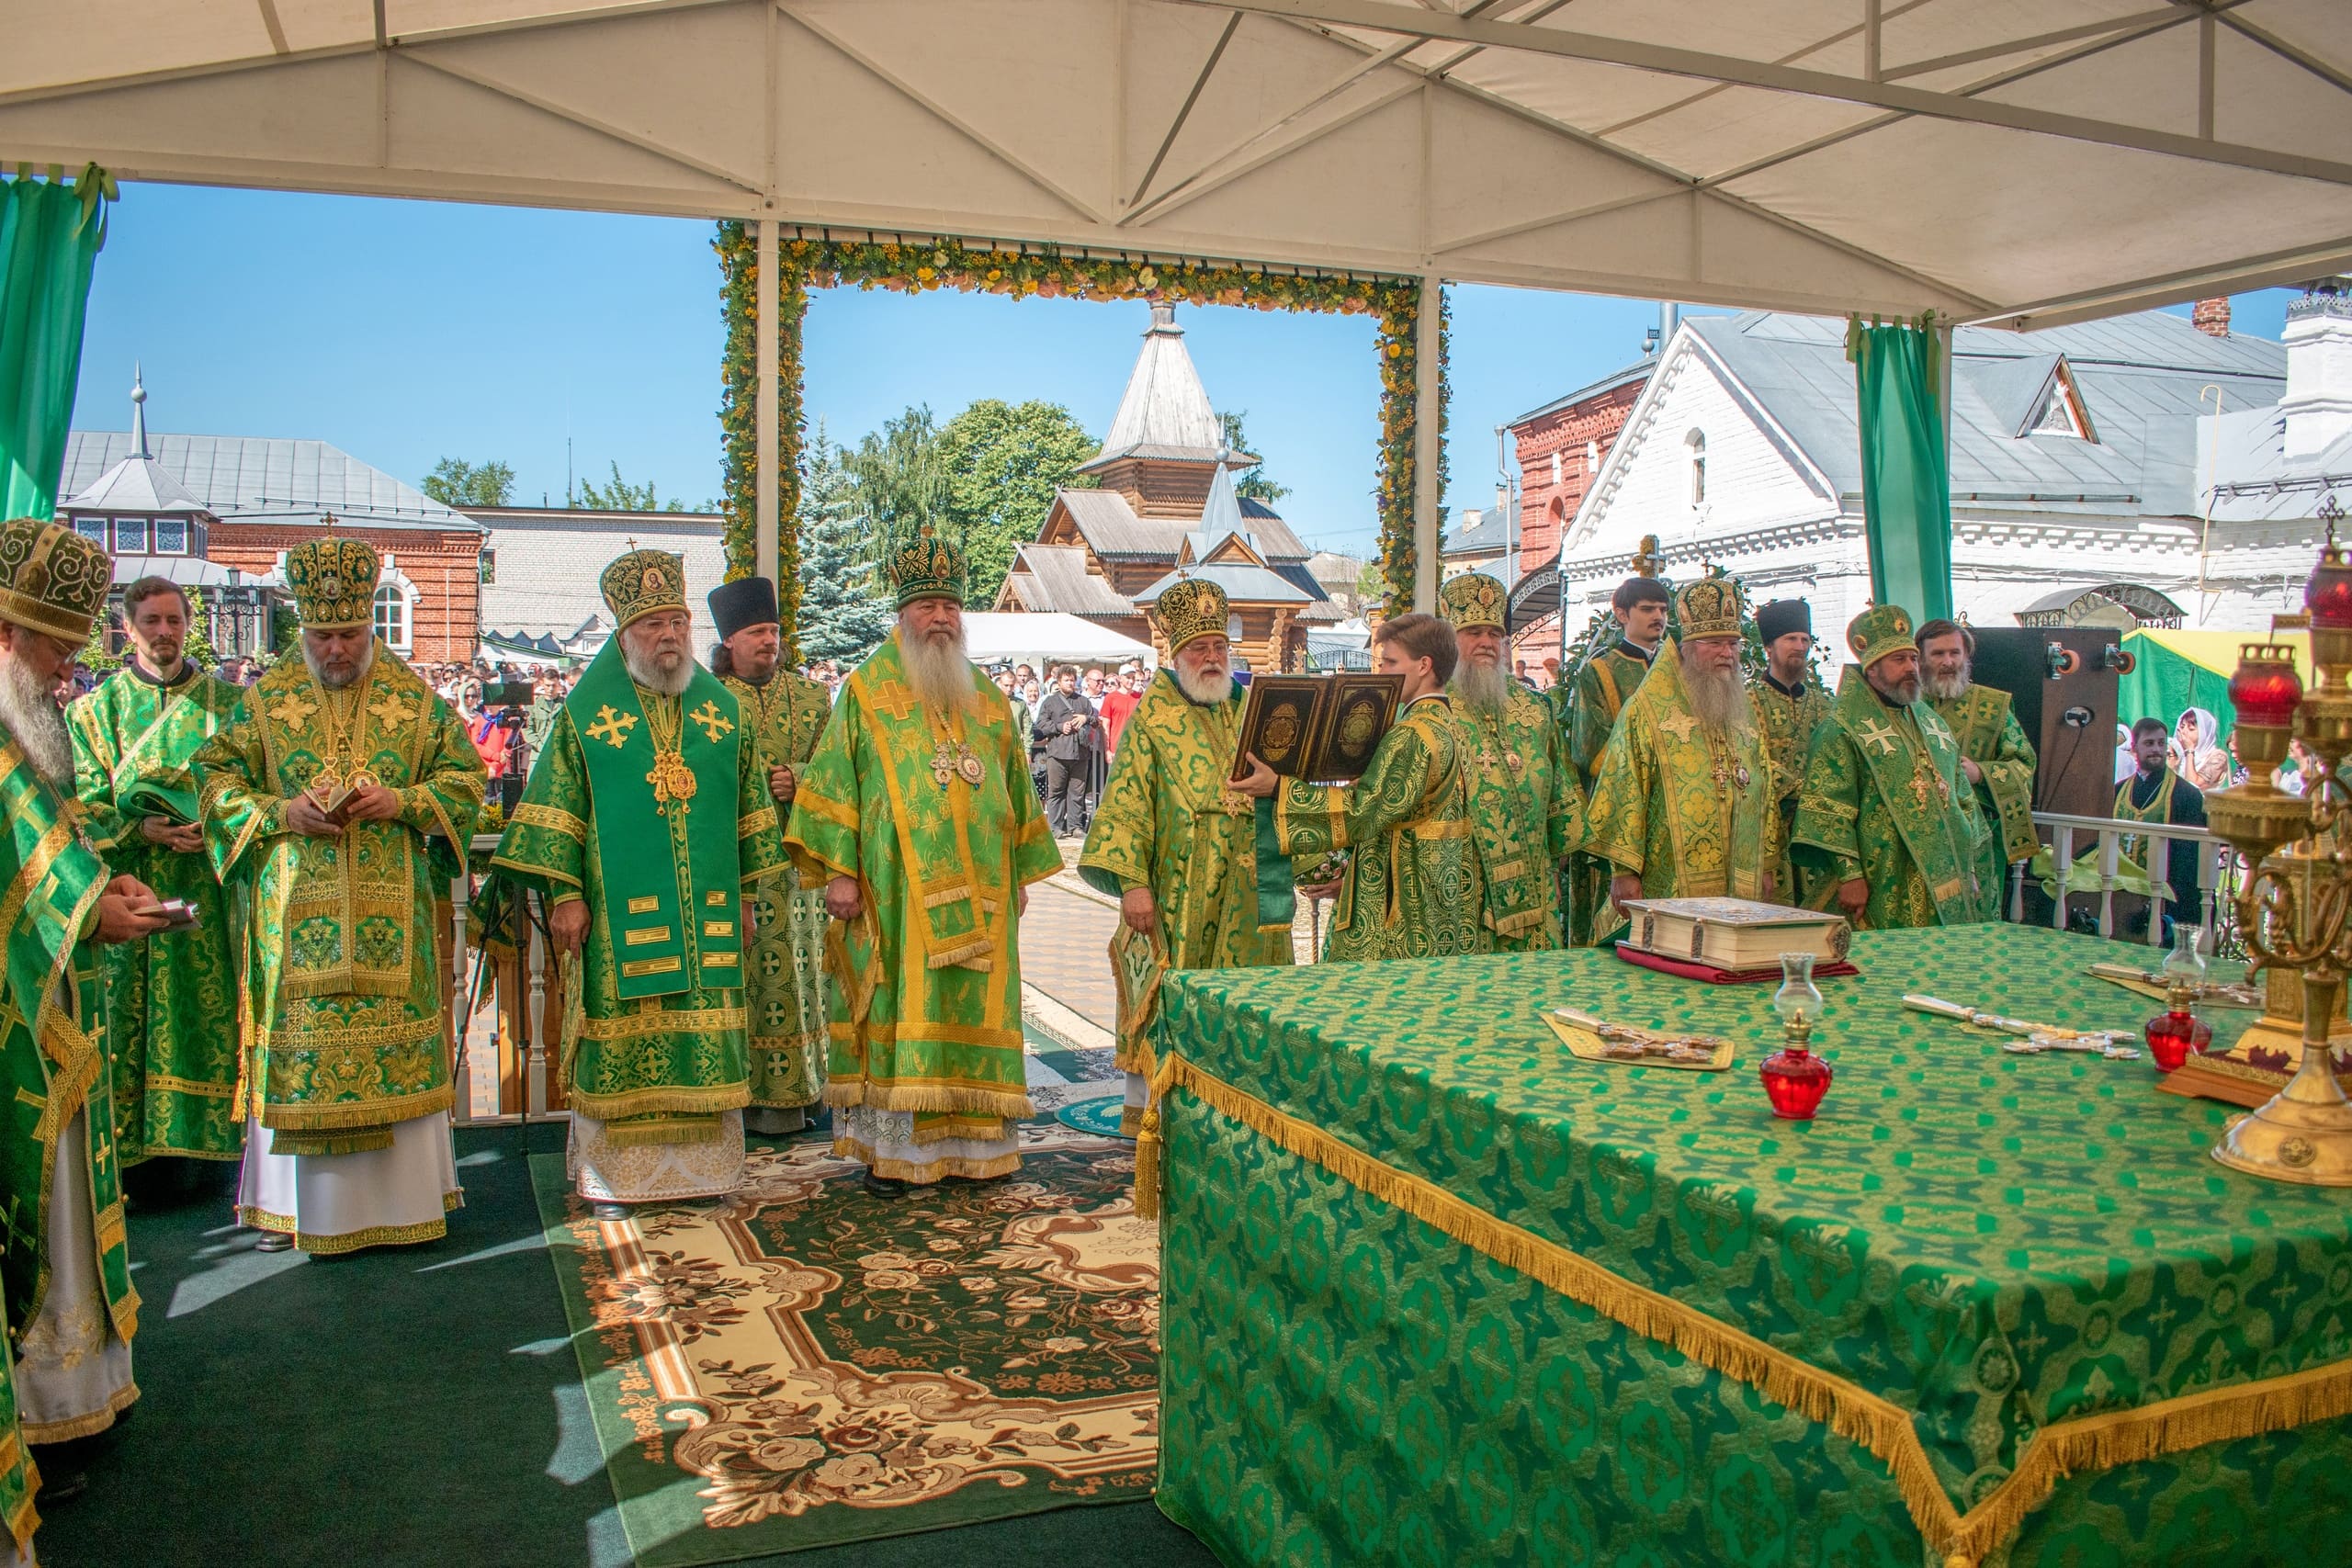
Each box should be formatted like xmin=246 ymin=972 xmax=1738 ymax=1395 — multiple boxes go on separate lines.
xmin=599 ymin=547 xmax=687 ymax=632
xmin=1437 ymin=571 xmax=1508 ymax=632
xmin=0 ymin=517 xmax=111 ymax=643
xmin=1154 ymin=575 xmax=1229 ymax=653
xmin=1846 ymin=603 xmax=1917 ymax=667
xmin=1675 ymin=577 xmax=1742 ymax=640
xmin=286 ymin=536 xmax=383 ymax=630
xmin=885 ymin=525 xmax=967 ymax=608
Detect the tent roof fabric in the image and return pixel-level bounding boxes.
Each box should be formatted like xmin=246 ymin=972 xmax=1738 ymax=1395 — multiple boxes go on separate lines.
xmin=963 ymin=612 xmax=1156 ymax=663
xmin=7 ymin=3 xmax=2350 ymax=327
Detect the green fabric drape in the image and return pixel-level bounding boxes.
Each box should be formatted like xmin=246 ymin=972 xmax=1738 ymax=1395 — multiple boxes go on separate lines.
xmin=1848 ymin=316 xmax=1954 ymax=623
xmin=0 ymin=172 xmax=110 ymax=520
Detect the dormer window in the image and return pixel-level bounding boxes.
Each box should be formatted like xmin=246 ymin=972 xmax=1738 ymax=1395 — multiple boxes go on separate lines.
xmin=116 ymin=516 xmax=149 ymax=552
xmin=154 ymin=517 xmax=188 ymax=555
xmin=73 ymin=517 xmax=106 ymax=547
xmin=2032 ymin=389 xmax=2086 ymax=438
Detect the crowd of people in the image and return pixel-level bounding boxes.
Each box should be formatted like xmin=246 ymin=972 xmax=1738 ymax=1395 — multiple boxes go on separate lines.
xmin=0 ymin=497 xmax=2239 ymax=1558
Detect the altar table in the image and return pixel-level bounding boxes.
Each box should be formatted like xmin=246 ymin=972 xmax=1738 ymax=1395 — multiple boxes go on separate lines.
xmin=1148 ymin=925 xmax=2352 ymax=1567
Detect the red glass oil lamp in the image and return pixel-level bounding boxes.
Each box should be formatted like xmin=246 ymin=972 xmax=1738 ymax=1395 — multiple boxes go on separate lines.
xmin=2143 ymin=925 xmax=2214 ymax=1072
xmin=1761 ymin=953 xmax=1833 ymax=1119
xmin=2307 ymin=540 xmax=2352 ymax=630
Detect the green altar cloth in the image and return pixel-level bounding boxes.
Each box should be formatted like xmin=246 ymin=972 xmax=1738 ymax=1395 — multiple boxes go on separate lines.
xmin=1149 ymin=925 xmax=2352 ymax=1567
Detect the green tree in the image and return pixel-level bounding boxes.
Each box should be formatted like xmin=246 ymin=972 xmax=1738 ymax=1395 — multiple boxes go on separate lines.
xmin=1216 ymin=410 xmax=1290 ymax=504
xmin=797 ymin=429 xmax=896 ymax=665
xmin=574 ymin=462 xmax=691 ymax=513
xmin=422 ymin=457 xmax=515 ymax=507
xmin=842 ymin=407 xmax=950 ymax=539
xmin=934 ymin=400 xmax=1098 ymax=601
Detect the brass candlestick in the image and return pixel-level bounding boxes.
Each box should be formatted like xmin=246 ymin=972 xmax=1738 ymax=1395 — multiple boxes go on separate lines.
xmin=2205 ymin=512 xmax=2352 ymax=1185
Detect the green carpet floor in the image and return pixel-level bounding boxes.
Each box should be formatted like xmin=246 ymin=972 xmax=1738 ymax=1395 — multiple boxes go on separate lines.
xmin=36 ymin=1125 xmax=1222 ymax=1568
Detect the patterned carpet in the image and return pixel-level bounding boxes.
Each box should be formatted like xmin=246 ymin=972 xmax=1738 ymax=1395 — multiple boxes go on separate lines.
xmin=532 ymin=1122 xmax=1159 ymax=1566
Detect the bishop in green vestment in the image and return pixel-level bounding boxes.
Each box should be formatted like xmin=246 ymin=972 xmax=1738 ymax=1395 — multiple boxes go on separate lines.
xmin=493 ymin=550 xmax=787 ymax=1213
xmin=1584 ymin=581 xmax=1778 ymax=931
xmin=1791 ymin=606 xmax=1988 ymax=931
xmin=1749 ymin=598 xmax=1832 ymax=900
xmin=786 ymin=529 xmax=1060 ymax=1196
xmin=1437 ymin=572 xmax=1581 ymax=951
xmin=1562 ymin=576 xmax=1667 ymax=944
xmin=0 ymin=518 xmax=179 ymax=1456
xmin=1081 ymin=579 xmax=1291 ymax=1133
xmin=708 ymin=575 xmax=834 ymax=1138
xmin=1919 ymin=618 xmax=2037 ymax=921
xmin=196 ymin=538 xmax=484 ymax=1254
xmin=1237 ymin=613 xmax=1488 ymax=963
xmin=67 ymin=577 xmax=243 ymax=1165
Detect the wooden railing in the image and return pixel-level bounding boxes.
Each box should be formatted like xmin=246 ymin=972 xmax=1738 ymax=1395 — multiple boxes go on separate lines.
xmin=449 ymin=834 xmax=564 ymax=1129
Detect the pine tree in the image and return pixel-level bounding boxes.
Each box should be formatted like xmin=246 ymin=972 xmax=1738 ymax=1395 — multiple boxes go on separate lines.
xmin=795 ymin=430 xmax=896 ymax=666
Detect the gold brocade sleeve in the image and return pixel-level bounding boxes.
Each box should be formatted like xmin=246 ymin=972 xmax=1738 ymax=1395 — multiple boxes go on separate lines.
xmin=1272 ymin=718 xmax=1437 ymax=860
xmin=66 ymin=694 xmax=128 ymax=855
xmin=1578 ymin=709 xmax=1656 ymax=876
xmin=1077 ymin=718 xmax=1158 ymax=897
xmin=395 ymin=692 xmax=489 ymax=866
xmin=1004 ymin=691 xmax=1062 ymax=887
xmin=192 ymin=699 xmax=285 ymax=878
xmin=1790 ymin=723 xmax=1867 ymax=898
xmin=735 ymin=728 xmax=789 ymax=887
xmin=491 ymin=708 xmax=590 ymax=897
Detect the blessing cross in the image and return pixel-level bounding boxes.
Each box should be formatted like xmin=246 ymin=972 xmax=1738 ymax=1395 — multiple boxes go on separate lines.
xmin=866 ymin=679 xmax=921 ymax=722
xmin=1854 ymin=718 xmax=1901 ymax=756
xmin=688 ymin=700 xmax=736 ymax=744
xmin=586 ymin=705 xmax=639 ymax=750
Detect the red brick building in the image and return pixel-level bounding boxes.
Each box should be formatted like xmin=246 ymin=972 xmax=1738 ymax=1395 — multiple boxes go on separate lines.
xmin=1505 ymin=361 xmax=1650 ymax=666
xmin=61 ymin=394 xmax=487 ymax=665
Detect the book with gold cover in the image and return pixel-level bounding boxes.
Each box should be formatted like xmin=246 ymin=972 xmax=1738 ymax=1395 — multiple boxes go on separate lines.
xmin=1617 ymin=897 xmax=1850 ymax=969
xmin=1229 ymin=673 xmax=1402 ymax=784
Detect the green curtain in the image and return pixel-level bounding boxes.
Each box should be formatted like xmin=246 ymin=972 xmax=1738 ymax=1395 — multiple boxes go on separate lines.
xmin=0 ymin=170 xmax=112 ymax=520
xmin=1848 ymin=316 xmax=1953 ymax=623
xmin=2115 ymin=629 xmax=2239 ymax=738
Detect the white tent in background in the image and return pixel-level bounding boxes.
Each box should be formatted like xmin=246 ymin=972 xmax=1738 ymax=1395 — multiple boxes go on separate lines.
xmin=961 ymin=612 xmax=1156 ymax=667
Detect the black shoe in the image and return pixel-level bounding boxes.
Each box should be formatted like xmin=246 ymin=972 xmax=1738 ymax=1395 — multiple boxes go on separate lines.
xmin=254 ymin=1231 xmax=292 ymax=1253
xmin=861 ymin=1171 xmax=908 ymax=1200
xmin=592 ymin=1201 xmax=630 ymax=1222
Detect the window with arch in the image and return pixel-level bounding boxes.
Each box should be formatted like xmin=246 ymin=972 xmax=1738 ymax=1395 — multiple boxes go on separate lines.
xmin=1686 ymin=430 xmax=1707 ymax=507
xmin=374 ymin=582 xmax=409 ymax=650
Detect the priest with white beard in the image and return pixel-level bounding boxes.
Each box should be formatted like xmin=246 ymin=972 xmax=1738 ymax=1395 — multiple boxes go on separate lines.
xmin=786 ymin=528 xmax=1060 ymax=1195
xmin=492 ymin=549 xmax=786 ymax=1213
xmin=1437 ymin=572 xmax=1583 ymax=951
xmin=0 ymin=518 xmax=178 ymax=1514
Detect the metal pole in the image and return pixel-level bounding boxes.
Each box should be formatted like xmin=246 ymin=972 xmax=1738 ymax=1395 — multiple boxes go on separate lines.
xmin=755 ymin=217 xmax=781 ymax=583
xmin=1413 ymin=273 xmax=1442 ymax=612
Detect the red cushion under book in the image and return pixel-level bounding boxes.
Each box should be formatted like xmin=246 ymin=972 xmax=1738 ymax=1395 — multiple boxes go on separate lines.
xmin=1611 ymin=942 xmax=1860 ymax=986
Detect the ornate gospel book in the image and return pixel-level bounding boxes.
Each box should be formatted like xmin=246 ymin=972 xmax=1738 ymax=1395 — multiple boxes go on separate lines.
xmin=1617 ymin=897 xmax=1851 ymax=969
xmin=1229 ymin=673 xmax=1403 ymax=784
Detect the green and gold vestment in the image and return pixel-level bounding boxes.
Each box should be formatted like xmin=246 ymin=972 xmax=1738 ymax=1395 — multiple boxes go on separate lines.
xmin=492 ymin=646 xmax=787 ymax=1143
xmin=1791 ymin=668 xmax=1987 ymax=930
xmin=0 ymin=734 xmax=138 ymax=1402
xmin=0 ymin=1292 xmax=32 ymax=1554
xmin=1080 ymin=671 xmax=1291 ymax=1073
xmin=720 ymin=670 xmax=833 ymax=1112
xmin=1265 ymin=694 xmax=1488 ymax=963
xmin=68 ymin=664 xmax=243 ymax=1163
xmin=786 ymin=634 xmax=1061 ymax=1164
xmin=1751 ymin=670 xmax=1831 ymax=899
xmin=1445 ymin=680 xmax=1581 ymax=951
xmin=195 ymin=645 xmax=485 ymax=1155
xmin=1582 ymin=640 xmax=1778 ymax=931
xmin=1563 ymin=640 xmax=1655 ymax=944
xmin=1928 ymin=682 xmax=2038 ymax=919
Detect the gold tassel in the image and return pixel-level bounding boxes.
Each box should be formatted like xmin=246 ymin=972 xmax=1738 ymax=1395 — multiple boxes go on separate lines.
xmin=1133 ymin=1106 xmax=1162 ymax=1222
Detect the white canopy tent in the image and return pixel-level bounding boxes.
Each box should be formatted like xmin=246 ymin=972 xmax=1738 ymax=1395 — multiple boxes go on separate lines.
xmin=7 ymin=2 xmax=2348 ymax=604
xmin=962 ymin=611 xmax=1157 ymax=666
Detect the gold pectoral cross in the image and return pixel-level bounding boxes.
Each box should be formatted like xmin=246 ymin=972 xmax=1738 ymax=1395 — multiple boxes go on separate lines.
xmin=931 ymin=738 xmax=982 ymax=789
xmin=648 ymin=750 xmax=697 ymax=813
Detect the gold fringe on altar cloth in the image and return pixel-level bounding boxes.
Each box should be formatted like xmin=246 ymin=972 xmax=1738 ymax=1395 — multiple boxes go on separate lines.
xmin=1137 ymin=1052 xmax=2352 ymax=1568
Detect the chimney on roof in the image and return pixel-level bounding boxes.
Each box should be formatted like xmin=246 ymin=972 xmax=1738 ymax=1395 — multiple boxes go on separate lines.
xmin=2191 ymin=297 xmax=2232 ymax=337
xmin=2284 ymin=278 xmax=2352 ymax=468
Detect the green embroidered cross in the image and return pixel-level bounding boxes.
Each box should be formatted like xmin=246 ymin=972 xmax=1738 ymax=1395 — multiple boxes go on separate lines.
xmin=689 ymin=699 xmax=736 ymax=743
xmin=587 ymin=705 xmax=639 ymax=750
xmin=1854 ymin=718 xmax=1901 ymax=756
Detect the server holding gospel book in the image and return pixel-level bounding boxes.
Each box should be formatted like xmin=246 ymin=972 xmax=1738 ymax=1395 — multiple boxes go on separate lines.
xmin=1231 ymin=614 xmax=1490 ymax=962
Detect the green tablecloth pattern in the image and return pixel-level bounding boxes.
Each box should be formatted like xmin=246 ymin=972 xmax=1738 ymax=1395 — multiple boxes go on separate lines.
xmin=1148 ymin=926 xmax=2352 ymax=1565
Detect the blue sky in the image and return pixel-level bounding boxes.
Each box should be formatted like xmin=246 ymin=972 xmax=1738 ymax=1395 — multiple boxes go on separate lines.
xmin=71 ymin=183 xmax=2297 ymax=561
